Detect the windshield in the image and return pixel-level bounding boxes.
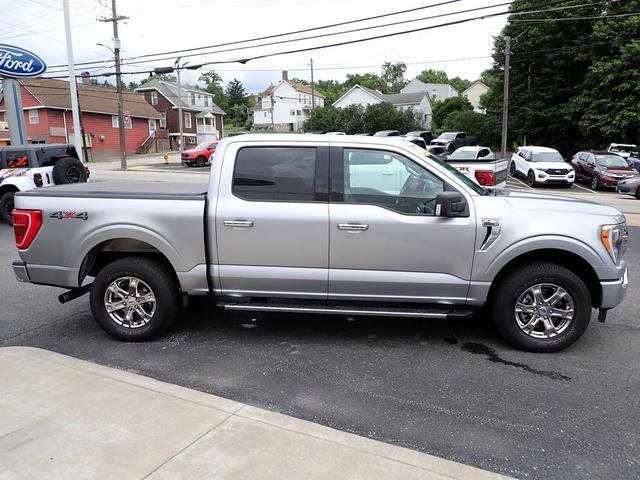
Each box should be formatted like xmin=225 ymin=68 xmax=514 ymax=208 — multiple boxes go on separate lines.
xmin=448 ymin=150 xmax=476 ymax=160
xmin=437 ymin=132 xmax=456 ymax=140
xmin=596 ymin=154 xmax=630 ymax=168
xmin=531 ymin=151 xmax=564 ymax=163
xmin=406 ymin=143 xmax=489 ymax=195
xmin=609 ymin=145 xmax=635 ymax=153
xmin=196 ymin=142 xmax=209 ymax=150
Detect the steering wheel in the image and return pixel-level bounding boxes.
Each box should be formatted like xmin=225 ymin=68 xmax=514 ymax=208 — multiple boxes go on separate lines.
xmin=418 ymin=198 xmax=437 ymax=215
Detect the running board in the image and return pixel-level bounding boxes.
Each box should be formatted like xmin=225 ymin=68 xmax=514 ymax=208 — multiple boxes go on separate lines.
xmin=219 ymin=301 xmax=474 ymax=319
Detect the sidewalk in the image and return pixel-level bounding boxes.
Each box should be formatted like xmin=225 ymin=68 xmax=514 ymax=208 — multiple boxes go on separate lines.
xmin=0 ymin=347 xmax=511 ymax=480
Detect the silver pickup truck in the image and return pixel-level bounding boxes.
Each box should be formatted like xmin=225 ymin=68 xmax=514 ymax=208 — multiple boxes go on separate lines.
xmin=12 ymin=135 xmax=629 ymax=352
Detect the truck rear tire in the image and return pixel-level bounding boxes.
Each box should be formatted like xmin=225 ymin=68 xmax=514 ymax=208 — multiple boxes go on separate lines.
xmin=490 ymin=262 xmax=591 ymax=352
xmin=0 ymin=190 xmax=15 ymax=225
xmin=90 ymin=256 xmax=180 ymax=341
xmin=52 ymin=157 xmax=87 ymax=184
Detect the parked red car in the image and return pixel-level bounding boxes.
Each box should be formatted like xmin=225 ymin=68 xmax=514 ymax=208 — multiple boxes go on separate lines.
xmin=181 ymin=141 xmax=218 ymax=167
xmin=570 ymin=151 xmax=638 ymax=190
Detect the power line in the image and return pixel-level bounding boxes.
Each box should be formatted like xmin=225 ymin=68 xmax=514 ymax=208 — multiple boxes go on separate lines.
xmin=47 ymin=0 xmax=579 ymax=74
xmin=509 ymin=11 xmax=639 ymax=22
xmin=47 ymin=0 xmax=468 ymax=70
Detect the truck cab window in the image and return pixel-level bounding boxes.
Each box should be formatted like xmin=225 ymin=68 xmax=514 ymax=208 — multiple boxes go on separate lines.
xmin=233 ymin=147 xmax=316 ymax=201
xmin=342 ymin=148 xmax=444 ymax=215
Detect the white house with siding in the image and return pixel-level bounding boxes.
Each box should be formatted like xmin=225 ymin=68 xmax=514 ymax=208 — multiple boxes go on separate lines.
xmin=462 ymin=80 xmax=490 ymax=113
xmin=252 ymin=71 xmax=325 ymax=131
xmin=333 ymin=85 xmax=433 ymax=128
xmin=401 ymin=79 xmax=458 ymax=102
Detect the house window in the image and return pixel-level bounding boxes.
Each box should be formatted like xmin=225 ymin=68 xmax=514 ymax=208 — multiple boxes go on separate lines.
xmin=290 ymin=109 xmax=295 ymax=116
xmin=190 ymin=93 xmax=195 ymax=106
xmin=296 ymin=110 xmax=302 ymax=116
xmin=112 ymin=115 xmax=132 ymax=129
xmin=159 ymin=112 xmax=166 ymax=128
xmin=184 ymin=112 xmax=192 ymax=129
xmin=204 ymin=97 xmax=209 ymax=107
xmin=28 ymin=109 xmax=39 ymax=124
xmin=151 ymin=91 xmax=158 ymax=105
xmin=263 ymin=112 xmax=267 ymax=117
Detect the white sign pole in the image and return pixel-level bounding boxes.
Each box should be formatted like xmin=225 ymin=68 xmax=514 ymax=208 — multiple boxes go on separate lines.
xmin=62 ymin=0 xmax=84 ymax=162
xmin=3 ymin=78 xmax=27 ymax=145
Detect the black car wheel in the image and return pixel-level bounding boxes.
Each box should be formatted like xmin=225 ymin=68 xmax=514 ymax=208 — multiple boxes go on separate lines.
xmin=90 ymin=257 xmax=180 ymax=341
xmin=195 ymin=156 xmax=206 ymax=168
xmin=591 ymin=174 xmax=600 ymax=190
xmin=509 ymin=161 xmax=517 ymax=177
xmin=52 ymin=157 xmax=88 ymax=184
xmin=527 ymin=170 xmax=537 ymax=187
xmin=490 ymin=262 xmax=591 ymax=352
xmin=0 ymin=190 xmax=15 ymax=225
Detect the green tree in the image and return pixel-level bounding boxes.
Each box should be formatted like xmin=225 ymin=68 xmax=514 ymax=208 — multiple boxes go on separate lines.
xmin=432 ymin=96 xmax=473 ymax=130
xmin=126 ymin=81 xmax=140 ymax=91
xmin=315 ymin=79 xmax=346 ymax=105
xmin=142 ymin=73 xmax=176 ymax=85
xmin=442 ymin=110 xmax=501 ymax=148
xmin=198 ymin=70 xmax=227 ymax=110
xmin=417 ymin=69 xmax=449 ymax=84
xmin=344 ymin=72 xmax=385 ymax=92
xmin=225 ymin=78 xmax=247 ymax=106
xmin=340 ymin=104 xmax=366 ymax=134
xmin=381 ymin=61 xmax=407 ymax=92
xmin=303 ymin=105 xmax=343 ymax=132
xmin=449 ymin=77 xmax=472 ymax=94
xmin=571 ymin=1 xmax=640 ymax=145
xmin=290 ymin=78 xmax=309 ymax=85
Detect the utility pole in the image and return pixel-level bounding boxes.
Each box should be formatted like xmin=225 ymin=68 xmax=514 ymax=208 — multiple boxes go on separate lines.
xmin=501 ymin=35 xmax=511 ymax=160
xmin=62 ymin=0 xmax=84 ymax=162
xmin=270 ymin=93 xmax=275 ymax=131
xmin=310 ymin=58 xmax=315 ymax=110
xmin=523 ymin=63 xmax=531 ymax=146
xmin=175 ymin=58 xmax=184 ymax=151
xmin=100 ymin=0 xmax=128 ymax=170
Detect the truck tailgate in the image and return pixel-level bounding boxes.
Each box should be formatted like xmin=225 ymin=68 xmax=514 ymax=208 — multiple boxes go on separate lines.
xmin=448 ymin=159 xmax=508 ymax=188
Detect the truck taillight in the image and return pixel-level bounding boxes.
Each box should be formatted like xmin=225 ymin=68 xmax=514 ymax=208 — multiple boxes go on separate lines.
xmin=475 ymin=170 xmax=495 ymax=186
xmin=13 ymin=209 xmax=43 ymax=250
xmin=33 ymin=173 xmax=43 ymax=187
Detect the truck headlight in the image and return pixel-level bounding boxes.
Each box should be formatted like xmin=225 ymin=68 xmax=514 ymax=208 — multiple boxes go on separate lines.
xmin=601 ymin=223 xmax=628 ymax=263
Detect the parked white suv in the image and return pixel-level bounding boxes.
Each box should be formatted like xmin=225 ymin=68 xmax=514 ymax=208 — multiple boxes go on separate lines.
xmin=0 ymin=144 xmax=88 ymax=224
xmin=510 ymin=146 xmax=575 ymax=187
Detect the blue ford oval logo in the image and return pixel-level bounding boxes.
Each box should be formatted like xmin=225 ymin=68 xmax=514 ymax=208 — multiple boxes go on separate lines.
xmin=0 ymin=44 xmax=47 ymax=78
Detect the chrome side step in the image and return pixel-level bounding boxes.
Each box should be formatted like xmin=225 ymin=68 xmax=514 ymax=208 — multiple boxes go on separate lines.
xmin=219 ymin=301 xmax=474 ymax=319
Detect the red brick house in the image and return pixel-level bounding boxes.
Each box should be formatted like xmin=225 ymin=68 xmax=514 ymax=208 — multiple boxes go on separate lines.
xmin=135 ymin=79 xmax=225 ymax=150
xmin=0 ymin=78 xmax=161 ymax=159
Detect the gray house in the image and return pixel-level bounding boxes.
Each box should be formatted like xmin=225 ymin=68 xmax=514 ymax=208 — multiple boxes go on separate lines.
xmin=333 ymin=85 xmax=433 ymax=128
xmin=401 ymin=79 xmax=458 ymax=102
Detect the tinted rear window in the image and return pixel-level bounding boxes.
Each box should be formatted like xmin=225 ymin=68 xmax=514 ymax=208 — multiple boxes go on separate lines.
xmin=233 ymin=147 xmax=316 ymax=201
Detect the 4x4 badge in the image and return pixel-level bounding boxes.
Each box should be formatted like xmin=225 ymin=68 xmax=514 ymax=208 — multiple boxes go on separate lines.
xmin=49 ymin=211 xmax=88 ymax=220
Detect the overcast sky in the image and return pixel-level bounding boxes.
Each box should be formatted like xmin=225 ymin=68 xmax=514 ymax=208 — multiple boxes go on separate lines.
xmin=3 ymin=0 xmax=508 ymax=93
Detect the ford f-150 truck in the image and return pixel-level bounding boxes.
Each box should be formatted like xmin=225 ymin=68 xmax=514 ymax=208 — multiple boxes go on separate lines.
xmin=12 ymin=135 xmax=629 ymax=352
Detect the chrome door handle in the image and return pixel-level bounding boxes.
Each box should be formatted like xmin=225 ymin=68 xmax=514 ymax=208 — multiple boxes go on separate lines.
xmin=224 ymin=220 xmax=254 ymax=228
xmin=337 ymin=223 xmax=369 ymax=231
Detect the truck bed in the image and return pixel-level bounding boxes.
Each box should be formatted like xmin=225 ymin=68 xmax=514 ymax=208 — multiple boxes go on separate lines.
xmin=17 ymin=181 xmax=208 ymax=200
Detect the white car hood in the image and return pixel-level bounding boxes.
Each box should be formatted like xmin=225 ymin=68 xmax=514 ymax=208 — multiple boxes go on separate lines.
xmin=527 ymin=161 xmax=574 ymax=171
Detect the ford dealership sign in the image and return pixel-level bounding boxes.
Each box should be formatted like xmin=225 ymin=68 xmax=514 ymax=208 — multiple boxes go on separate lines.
xmin=0 ymin=44 xmax=46 ymax=78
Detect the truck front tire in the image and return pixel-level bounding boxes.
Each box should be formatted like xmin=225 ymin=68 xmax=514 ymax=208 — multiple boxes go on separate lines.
xmin=490 ymin=262 xmax=591 ymax=352
xmin=90 ymin=256 xmax=180 ymax=341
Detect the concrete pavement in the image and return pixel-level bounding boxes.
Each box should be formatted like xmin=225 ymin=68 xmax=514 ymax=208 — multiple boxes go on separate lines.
xmin=0 ymin=347 xmax=511 ymax=480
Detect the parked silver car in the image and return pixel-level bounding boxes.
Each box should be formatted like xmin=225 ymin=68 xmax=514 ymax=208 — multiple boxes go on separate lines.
xmin=617 ymin=176 xmax=640 ymax=199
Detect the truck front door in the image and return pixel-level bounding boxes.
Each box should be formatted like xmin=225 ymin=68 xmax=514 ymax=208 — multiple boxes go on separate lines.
xmin=215 ymin=143 xmax=329 ymax=299
xmin=328 ymin=145 xmax=476 ymax=303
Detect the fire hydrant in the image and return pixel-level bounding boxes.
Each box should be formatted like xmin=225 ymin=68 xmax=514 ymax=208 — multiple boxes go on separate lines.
xmin=163 ymin=152 xmax=169 ymax=164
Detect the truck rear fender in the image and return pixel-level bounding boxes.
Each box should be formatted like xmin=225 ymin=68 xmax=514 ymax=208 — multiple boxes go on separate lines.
xmin=76 ymin=228 xmax=184 ymax=288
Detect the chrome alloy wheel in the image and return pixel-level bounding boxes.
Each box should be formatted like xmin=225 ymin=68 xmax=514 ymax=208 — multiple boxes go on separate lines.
xmin=104 ymin=276 xmax=156 ymax=328
xmin=514 ymin=283 xmax=574 ymax=339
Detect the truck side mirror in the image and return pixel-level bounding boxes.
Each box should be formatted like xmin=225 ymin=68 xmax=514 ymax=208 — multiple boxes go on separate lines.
xmin=435 ymin=191 xmax=468 ymax=218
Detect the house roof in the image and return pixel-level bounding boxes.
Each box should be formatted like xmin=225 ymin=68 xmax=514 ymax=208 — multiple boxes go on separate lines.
xmin=16 ymin=78 xmax=161 ymax=119
xmin=462 ymin=80 xmax=489 ymax=95
xmin=258 ymin=80 xmax=325 ymax=99
xmin=135 ymin=79 xmax=225 ymax=115
xmin=400 ymin=79 xmax=458 ymax=98
xmin=333 ymin=85 xmax=429 ymax=107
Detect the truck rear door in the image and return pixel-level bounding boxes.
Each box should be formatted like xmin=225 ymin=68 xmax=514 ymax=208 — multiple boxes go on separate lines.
xmin=214 ymin=142 xmax=330 ymax=299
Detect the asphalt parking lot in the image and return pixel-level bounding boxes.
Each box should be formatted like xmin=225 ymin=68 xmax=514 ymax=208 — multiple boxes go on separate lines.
xmin=1 ymin=202 xmax=638 ymax=480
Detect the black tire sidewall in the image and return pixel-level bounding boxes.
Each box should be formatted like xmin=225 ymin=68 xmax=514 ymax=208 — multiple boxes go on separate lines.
xmin=0 ymin=191 xmax=15 ymax=224
xmin=491 ymin=263 xmax=591 ymax=352
xmin=591 ymin=175 xmax=599 ymax=190
xmin=90 ymin=257 xmax=179 ymax=341
xmin=509 ymin=162 xmax=516 ymax=176
xmin=52 ymin=157 xmax=88 ymax=184
xmin=527 ymin=171 xmax=536 ymax=187
xmin=195 ymin=156 xmax=205 ymax=167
